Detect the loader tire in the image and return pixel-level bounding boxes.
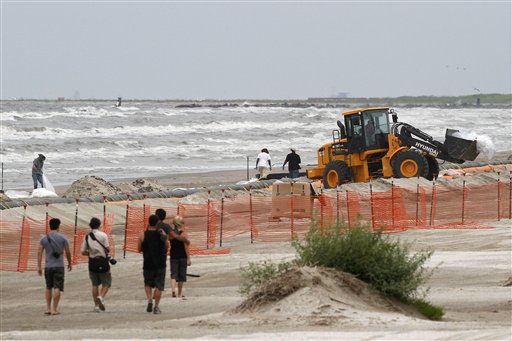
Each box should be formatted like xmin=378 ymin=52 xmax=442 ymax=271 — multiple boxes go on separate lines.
xmin=425 ymin=155 xmax=440 ymax=180
xmin=323 ymin=160 xmax=351 ymax=189
xmin=392 ymin=150 xmax=429 ymax=179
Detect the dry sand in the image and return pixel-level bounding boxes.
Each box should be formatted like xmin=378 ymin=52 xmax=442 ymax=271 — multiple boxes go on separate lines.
xmin=0 ymin=219 xmax=511 ymax=340
xmin=1 ymin=157 xmax=512 ymax=339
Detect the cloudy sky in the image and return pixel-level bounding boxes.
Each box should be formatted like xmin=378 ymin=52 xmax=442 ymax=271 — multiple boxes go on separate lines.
xmin=1 ymin=1 xmax=510 ymax=99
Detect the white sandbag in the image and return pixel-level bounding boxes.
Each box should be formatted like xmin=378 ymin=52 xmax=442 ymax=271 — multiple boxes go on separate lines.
xmin=42 ymin=174 xmax=56 ymax=193
xmin=5 ymin=190 xmax=31 ymax=199
xmin=31 ymin=188 xmax=58 ymax=198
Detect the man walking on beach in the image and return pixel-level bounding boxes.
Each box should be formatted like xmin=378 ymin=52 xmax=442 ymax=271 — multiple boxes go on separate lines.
xmin=37 ymin=218 xmax=72 ymax=315
xmin=138 ymin=214 xmax=169 ymax=314
xmin=255 ymin=148 xmax=272 ymax=180
xmin=32 ymin=154 xmax=46 ymax=189
xmin=169 ymin=216 xmax=191 ymax=299
xmin=81 ymin=217 xmax=112 ymax=312
xmin=282 ymin=148 xmax=302 ymax=179
xmin=155 ymin=208 xmax=172 ymax=241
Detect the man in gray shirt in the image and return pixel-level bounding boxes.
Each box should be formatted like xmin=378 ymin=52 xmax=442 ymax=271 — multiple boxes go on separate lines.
xmin=32 ymin=154 xmax=46 ymax=189
xmin=37 ymin=218 xmax=72 ymax=315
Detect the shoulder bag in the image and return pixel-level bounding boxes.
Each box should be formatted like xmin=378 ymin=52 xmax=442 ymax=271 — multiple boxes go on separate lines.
xmin=86 ymin=232 xmax=110 ymax=273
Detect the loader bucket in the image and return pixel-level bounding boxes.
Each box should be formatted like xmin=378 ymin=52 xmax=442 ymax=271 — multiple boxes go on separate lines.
xmin=443 ymin=129 xmax=479 ymax=161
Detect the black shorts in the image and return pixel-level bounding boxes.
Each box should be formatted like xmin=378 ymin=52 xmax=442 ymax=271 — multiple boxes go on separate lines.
xmin=170 ymin=258 xmax=187 ymax=282
xmin=143 ymin=268 xmax=166 ymax=291
xmin=44 ymin=267 xmax=65 ymax=291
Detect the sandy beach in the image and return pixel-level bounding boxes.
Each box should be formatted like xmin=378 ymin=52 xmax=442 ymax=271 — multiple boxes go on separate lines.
xmin=1 ymin=155 xmax=511 ymax=340
xmin=0 ymin=219 xmax=510 ymax=340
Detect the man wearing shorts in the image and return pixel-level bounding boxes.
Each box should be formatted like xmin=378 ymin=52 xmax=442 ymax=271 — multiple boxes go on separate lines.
xmin=37 ymin=218 xmax=72 ymax=315
xmin=138 ymin=214 xmax=169 ymax=314
xmin=169 ymin=216 xmax=191 ymax=299
xmin=81 ymin=217 xmax=112 ymax=312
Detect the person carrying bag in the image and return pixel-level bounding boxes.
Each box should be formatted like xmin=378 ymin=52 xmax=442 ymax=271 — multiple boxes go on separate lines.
xmin=86 ymin=232 xmax=111 ymax=273
xmin=80 ymin=217 xmax=114 ymax=312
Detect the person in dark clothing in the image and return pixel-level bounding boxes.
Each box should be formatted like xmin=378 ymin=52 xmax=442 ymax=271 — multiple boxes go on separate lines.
xmin=154 ymin=208 xmax=191 ymax=293
xmin=155 ymin=208 xmax=172 ymax=242
xmin=32 ymin=154 xmax=46 ymax=189
xmin=282 ymin=148 xmax=302 ymax=179
xmin=137 ymin=214 xmax=169 ymax=314
xmin=169 ymin=216 xmax=191 ymax=299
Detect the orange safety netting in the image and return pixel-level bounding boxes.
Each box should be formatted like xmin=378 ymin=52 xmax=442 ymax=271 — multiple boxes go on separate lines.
xmin=1 ymin=212 xmax=115 ymax=272
xmin=2 ymin=180 xmax=511 ymax=273
xmin=123 ymin=203 xmax=228 ymax=257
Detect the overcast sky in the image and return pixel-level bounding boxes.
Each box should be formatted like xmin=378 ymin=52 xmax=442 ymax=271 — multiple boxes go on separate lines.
xmin=1 ymin=1 xmax=510 ymax=100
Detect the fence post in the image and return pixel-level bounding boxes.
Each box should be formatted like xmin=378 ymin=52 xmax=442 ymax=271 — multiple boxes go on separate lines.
xmin=123 ymin=194 xmax=131 ymax=259
xmin=102 ymin=195 xmax=107 ymax=227
xmin=45 ymin=202 xmax=49 ymax=233
xmin=205 ymin=190 xmax=210 ymax=249
xmin=429 ymin=180 xmax=436 ymax=226
xmin=143 ymin=201 xmax=147 ymax=229
xmin=17 ymin=205 xmax=27 ymax=272
xmin=369 ymin=181 xmax=375 ymax=230
xmin=290 ymin=183 xmax=295 ymax=239
xmin=220 ymin=190 xmax=225 ymax=248
xmin=415 ymin=183 xmax=420 ymax=226
xmin=249 ymin=186 xmax=254 ymax=244
xmin=72 ymin=198 xmax=79 ymax=264
xmin=497 ymin=171 xmax=501 ymax=221
xmin=391 ymin=180 xmax=395 ymax=227
xmin=461 ymin=176 xmax=466 ymax=225
xmin=346 ymin=190 xmax=351 ymax=228
xmin=336 ymin=187 xmax=340 ymax=229
xmin=320 ymin=195 xmax=324 ymax=234
xmin=509 ymin=171 xmax=511 ymax=220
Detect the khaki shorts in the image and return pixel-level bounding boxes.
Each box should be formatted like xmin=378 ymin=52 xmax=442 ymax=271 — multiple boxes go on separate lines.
xmin=259 ymin=166 xmax=270 ymax=179
xmin=89 ymin=271 xmax=112 ymax=287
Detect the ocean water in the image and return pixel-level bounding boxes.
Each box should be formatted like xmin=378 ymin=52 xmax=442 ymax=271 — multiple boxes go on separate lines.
xmin=1 ymin=101 xmax=511 ymax=190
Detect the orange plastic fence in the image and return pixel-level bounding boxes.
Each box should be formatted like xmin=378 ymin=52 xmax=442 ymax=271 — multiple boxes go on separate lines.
xmin=2 ymin=179 xmax=511 ymax=272
xmin=122 ymin=203 xmax=227 ymax=257
xmin=1 ymin=211 xmax=115 ymax=272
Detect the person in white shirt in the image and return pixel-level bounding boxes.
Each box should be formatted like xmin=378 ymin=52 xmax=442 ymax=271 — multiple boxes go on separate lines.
xmin=80 ymin=217 xmax=112 ymax=312
xmin=255 ymin=148 xmax=272 ymax=179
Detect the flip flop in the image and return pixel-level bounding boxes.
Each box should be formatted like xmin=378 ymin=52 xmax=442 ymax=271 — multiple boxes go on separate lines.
xmin=51 ymin=312 xmax=60 ymax=315
xmin=44 ymin=311 xmax=51 ymax=315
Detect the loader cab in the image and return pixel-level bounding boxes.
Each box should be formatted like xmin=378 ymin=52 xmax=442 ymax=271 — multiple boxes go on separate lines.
xmin=344 ymin=108 xmax=390 ymax=153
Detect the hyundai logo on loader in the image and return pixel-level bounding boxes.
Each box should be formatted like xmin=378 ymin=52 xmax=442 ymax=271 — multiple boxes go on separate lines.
xmin=414 ymin=142 xmax=439 ymax=156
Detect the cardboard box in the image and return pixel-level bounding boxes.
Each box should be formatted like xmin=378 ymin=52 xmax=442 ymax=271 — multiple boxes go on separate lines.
xmin=272 ymin=182 xmax=313 ymax=196
xmin=271 ymin=182 xmax=314 ymax=218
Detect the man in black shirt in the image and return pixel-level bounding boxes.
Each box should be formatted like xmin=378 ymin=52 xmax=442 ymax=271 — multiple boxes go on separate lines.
xmin=155 ymin=208 xmax=172 ymax=242
xmin=138 ymin=215 xmax=169 ymax=314
xmin=282 ymin=148 xmax=302 ymax=179
xmin=154 ymin=208 xmax=190 ymax=296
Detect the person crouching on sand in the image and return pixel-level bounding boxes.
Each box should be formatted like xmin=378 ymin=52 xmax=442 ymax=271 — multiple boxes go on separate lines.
xmin=138 ymin=214 xmax=169 ymax=314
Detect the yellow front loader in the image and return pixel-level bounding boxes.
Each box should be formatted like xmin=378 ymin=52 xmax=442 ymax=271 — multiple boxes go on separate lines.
xmin=307 ymin=107 xmax=479 ymax=188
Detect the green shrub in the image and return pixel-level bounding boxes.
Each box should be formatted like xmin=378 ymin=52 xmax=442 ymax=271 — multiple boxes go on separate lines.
xmin=410 ymin=298 xmax=444 ymax=320
xmin=293 ymin=223 xmax=433 ymax=301
xmin=239 ymin=260 xmax=292 ymax=296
